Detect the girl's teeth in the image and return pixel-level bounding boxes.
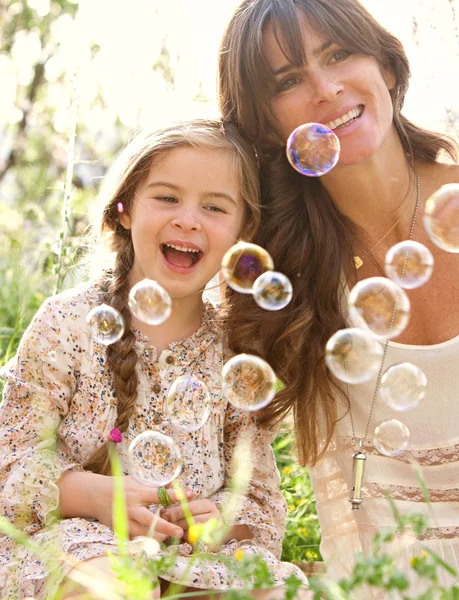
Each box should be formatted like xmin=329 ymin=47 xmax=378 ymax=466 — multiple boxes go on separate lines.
xmin=164 ymin=243 xmax=199 ymax=253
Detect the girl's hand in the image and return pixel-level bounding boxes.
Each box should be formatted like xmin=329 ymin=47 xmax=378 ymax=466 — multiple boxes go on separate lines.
xmin=90 ymin=475 xmax=194 ymax=540
xmin=161 ymin=499 xmax=224 ymax=548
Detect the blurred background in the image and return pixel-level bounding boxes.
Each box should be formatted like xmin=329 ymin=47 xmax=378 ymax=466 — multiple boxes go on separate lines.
xmin=0 ymin=0 xmax=458 ymax=564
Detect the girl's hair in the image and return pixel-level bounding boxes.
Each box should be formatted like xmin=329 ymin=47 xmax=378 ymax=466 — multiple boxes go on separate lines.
xmin=84 ymin=119 xmax=260 ymax=475
xmin=218 ymin=0 xmax=459 ymax=466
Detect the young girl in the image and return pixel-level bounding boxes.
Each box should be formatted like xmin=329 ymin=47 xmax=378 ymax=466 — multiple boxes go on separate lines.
xmin=0 ymin=120 xmax=306 ymax=599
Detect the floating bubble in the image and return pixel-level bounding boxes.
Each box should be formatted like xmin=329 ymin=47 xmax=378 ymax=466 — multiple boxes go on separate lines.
xmin=348 ymin=277 xmax=410 ymax=339
xmin=325 ymin=328 xmax=383 ymax=384
xmin=286 ymin=122 xmax=340 ymax=177
xmin=380 ymin=362 xmax=427 ymax=412
xmin=252 ymin=271 xmax=293 ymax=310
xmin=47 ymin=350 xmax=57 ymax=362
xmin=221 ymin=242 xmax=274 ymax=294
xmin=373 ymin=419 xmax=410 ymax=457
xmin=165 ymin=375 xmax=212 ymax=432
xmin=423 ymin=184 xmax=459 ymax=253
xmin=129 ymin=279 xmax=172 ymax=326
xmin=86 ymin=304 xmax=124 ymax=345
xmin=222 ymin=354 xmax=277 ymax=411
xmin=128 ymin=431 xmax=182 ymax=487
xmin=385 ymin=241 xmax=434 ymax=289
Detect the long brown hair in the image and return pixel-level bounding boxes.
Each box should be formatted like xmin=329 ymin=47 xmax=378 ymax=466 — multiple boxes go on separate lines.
xmin=218 ymin=0 xmax=458 ymax=466
xmin=85 ymin=120 xmax=261 ymax=475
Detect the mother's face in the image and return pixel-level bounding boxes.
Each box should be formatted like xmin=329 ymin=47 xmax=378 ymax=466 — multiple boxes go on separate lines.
xmin=262 ymin=14 xmax=397 ymax=166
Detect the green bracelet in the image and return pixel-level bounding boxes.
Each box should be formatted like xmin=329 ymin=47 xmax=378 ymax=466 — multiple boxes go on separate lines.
xmin=157 ymin=486 xmax=173 ymax=508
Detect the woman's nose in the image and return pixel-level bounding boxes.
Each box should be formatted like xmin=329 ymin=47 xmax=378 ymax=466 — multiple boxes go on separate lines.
xmin=309 ymin=70 xmax=343 ymax=106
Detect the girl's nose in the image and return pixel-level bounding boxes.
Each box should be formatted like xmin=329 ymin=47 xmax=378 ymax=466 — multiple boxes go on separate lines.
xmin=171 ymin=209 xmax=202 ymax=232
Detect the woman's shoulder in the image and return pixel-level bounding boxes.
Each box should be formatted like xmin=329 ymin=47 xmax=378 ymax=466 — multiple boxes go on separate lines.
xmin=419 ymin=160 xmax=459 ymax=195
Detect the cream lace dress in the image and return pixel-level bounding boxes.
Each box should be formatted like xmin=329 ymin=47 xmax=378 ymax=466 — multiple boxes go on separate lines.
xmin=308 ymin=333 xmax=459 ymax=598
xmin=0 ymin=281 xmax=305 ymax=599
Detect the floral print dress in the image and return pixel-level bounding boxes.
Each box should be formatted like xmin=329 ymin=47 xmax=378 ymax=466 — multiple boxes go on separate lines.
xmin=0 ymin=280 xmax=305 ymax=599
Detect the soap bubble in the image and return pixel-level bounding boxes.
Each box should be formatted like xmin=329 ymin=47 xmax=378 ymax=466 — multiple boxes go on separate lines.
xmin=348 ymin=277 xmax=410 ymax=339
xmin=86 ymin=304 xmax=124 ymax=345
xmin=385 ymin=241 xmax=434 ymax=289
xmin=373 ymin=419 xmax=410 ymax=457
xmin=47 ymin=350 xmax=57 ymax=362
xmin=286 ymin=122 xmax=340 ymax=177
xmin=253 ymin=271 xmax=293 ymax=310
xmin=423 ymin=184 xmax=459 ymax=252
xmin=380 ymin=362 xmax=427 ymax=412
xmin=221 ymin=242 xmax=274 ymax=294
xmin=222 ymin=354 xmax=276 ymax=411
xmin=128 ymin=431 xmax=182 ymax=486
xmin=325 ymin=328 xmax=383 ymax=384
xmin=165 ymin=375 xmax=212 ymax=432
xmin=129 ymin=279 xmax=172 ymax=326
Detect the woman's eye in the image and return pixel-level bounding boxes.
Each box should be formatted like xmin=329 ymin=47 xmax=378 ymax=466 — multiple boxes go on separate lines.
xmin=330 ymin=49 xmax=350 ymax=63
xmin=277 ymin=76 xmax=300 ymax=92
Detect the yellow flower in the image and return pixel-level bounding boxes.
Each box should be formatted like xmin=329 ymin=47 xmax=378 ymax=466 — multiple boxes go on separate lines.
xmin=296 ymin=499 xmax=304 ymax=505
xmin=299 ymin=528 xmax=309 ymax=536
xmin=288 ymin=504 xmax=296 ymax=511
xmin=188 ymin=524 xmax=203 ymax=546
xmin=282 ymin=466 xmax=292 ymax=475
xmin=234 ymin=549 xmax=244 ymax=561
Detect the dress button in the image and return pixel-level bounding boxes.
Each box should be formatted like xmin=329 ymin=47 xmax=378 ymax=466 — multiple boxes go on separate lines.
xmin=153 ymin=414 xmax=163 ymax=424
xmin=165 ymin=355 xmax=175 ymax=365
xmin=152 ymin=383 xmax=161 ymax=394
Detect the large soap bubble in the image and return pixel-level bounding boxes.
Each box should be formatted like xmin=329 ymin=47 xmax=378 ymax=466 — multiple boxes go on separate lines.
xmin=128 ymin=279 xmax=172 ymax=326
xmin=165 ymin=375 xmax=212 ymax=432
xmin=348 ymin=277 xmax=410 ymax=339
xmin=385 ymin=241 xmax=434 ymax=289
xmin=423 ymin=184 xmax=459 ymax=253
xmin=325 ymin=328 xmax=383 ymax=384
xmin=380 ymin=362 xmax=427 ymax=412
xmin=286 ymin=123 xmax=340 ymax=177
xmin=128 ymin=431 xmax=182 ymax=486
xmin=221 ymin=242 xmax=274 ymax=294
xmin=253 ymin=271 xmax=293 ymax=310
xmin=222 ymin=354 xmax=277 ymax=411
xmin=86 ymin=304 xmax=124 ymax=345
xmin=373 ymin=419 xmax=410 ymax=457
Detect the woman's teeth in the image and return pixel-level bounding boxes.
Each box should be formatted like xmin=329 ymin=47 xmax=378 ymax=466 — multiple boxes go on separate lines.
xmin=326 ymin=106 xmax=363 ymax=131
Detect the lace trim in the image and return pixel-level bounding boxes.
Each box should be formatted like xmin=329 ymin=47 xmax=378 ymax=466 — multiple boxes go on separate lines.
xmin=365 ymin=483 xmax=459 ymax=503
xmin=418 ymin=526 xmax=459 ymax=541
xmin=333 ymin=437 xmax=459 ymax=466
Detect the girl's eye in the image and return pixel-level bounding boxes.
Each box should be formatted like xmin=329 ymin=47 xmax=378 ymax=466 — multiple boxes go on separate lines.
xmin=206 ymin=205 xmax=226 ymax=214
xmin=156 ymin=196 xmax=177 ymax=203
xmin=330 ymin=49 xmax=350 ymax=63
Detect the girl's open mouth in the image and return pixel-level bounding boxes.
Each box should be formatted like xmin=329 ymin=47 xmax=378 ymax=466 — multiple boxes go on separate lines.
xmin=160 ymin=243 xmax=204 ymax=269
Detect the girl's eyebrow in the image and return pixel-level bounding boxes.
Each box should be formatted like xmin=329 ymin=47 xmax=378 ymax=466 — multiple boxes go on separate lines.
xmin=143 ymin=181 xmax=238 ymax=206
xmin=272 ymin=40 xmax=334 ymax=76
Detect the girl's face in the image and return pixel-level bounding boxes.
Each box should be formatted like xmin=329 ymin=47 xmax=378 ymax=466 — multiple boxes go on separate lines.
xmin=120 ymin=146 xmax=246 ymax=300
xmin=262 ymin=15 xmax=397 ymax=167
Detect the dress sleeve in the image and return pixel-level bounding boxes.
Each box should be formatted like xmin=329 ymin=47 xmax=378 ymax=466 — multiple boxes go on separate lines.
xmin=210 ymin=403 xmax=286 ymax=558
xmin=0 ymin=296 xmax=84 ymax=530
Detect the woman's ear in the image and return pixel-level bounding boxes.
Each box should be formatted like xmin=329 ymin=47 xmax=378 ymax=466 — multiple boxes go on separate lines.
xmin=382 ymin=64 xmax=396 ymax=91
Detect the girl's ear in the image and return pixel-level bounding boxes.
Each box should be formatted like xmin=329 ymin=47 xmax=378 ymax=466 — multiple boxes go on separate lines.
xmin=119 ymin=212 xmax=131 ymax=230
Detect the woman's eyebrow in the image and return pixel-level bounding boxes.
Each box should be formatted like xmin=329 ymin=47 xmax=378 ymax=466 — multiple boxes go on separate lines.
xmin=272 ymin=40 xmax=334 ymax=76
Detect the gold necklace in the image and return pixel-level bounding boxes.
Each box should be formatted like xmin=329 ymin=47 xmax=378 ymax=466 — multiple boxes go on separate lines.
xmin=347 ymin=166 xmax=421 ymax=510
xmin=353 ymin=185 xmax=414 ymax=270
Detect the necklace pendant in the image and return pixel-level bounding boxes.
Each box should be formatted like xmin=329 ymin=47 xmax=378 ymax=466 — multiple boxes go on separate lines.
xmin=349 ymin=449 xmax=366 ymax=510
xmin=353 ymin=256 xmax=363 ymax=270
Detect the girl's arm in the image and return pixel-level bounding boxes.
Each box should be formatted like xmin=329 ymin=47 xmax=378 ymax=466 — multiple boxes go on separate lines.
xmin=209 ymin=404 xmax=287 ymax=558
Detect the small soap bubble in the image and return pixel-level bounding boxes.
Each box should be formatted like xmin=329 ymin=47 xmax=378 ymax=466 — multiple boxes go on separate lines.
xmin=348 ymin=277 xmax=410 ymax=339
xmin=165 ymin=375 xmax=212 ymax=432
xmin=253 ymin=271 xmax=293 ymax=310
xmin=117 ymin=202 xmax=124 ymax=213
xmin=423 ymin=184 xmax=459 ymax=253
xmin=325 ymin=328 xmax=383 ymax=384
xmin=380 ymin=362 xmax=427 ymax=412
xmin=86 ymin=304 xmax=124 ymax=346
xmin=385 ymin=241 xmax=434 ymax=289
xmin=222 ymin=354 xmax=277 ymax=411
xmin=48 ymin=350 xmax=57 ymax=362
xmin=286 ymin=122 xmax=340 ymax=177
xmin=373 ymin=419 xmax=410 ymax=457
xmin=221 ymin=242 xmax=274 ymax=294
xmin=128 ymin=431 xmax=182 ymax=486
xmin=128 ymin=279 xmax=172 ymax=326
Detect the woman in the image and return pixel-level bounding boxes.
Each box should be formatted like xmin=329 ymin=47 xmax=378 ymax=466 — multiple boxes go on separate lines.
xmin=218 ymin=0 xmax=459 ymax=593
